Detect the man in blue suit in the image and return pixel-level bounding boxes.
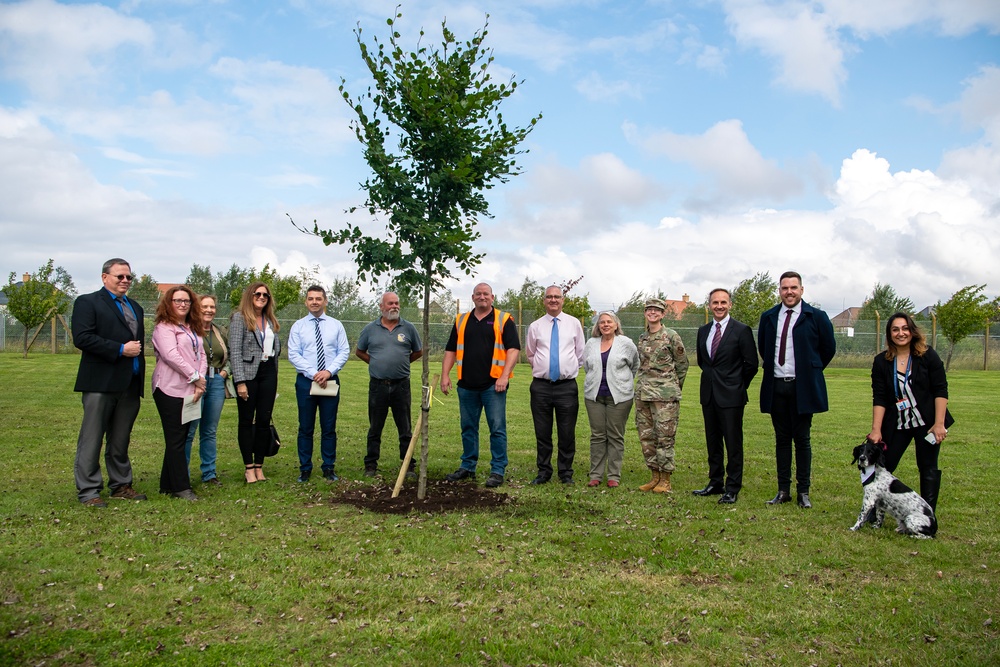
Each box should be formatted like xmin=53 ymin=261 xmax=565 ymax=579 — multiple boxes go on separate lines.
xmin=758 ymin=271 xmax=835 ymax=509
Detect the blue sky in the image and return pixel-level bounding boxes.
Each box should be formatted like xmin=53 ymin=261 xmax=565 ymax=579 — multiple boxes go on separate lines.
xmin=2 ymin=0 xmax=998 ymax=314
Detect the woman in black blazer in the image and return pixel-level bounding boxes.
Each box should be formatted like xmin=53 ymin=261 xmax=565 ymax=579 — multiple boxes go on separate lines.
xmin=867 ymin=312 xmax=953 ymax=511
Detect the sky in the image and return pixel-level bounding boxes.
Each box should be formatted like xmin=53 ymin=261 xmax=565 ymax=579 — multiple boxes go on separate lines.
xmin=1 ymin=0 xmax=998 ymax=315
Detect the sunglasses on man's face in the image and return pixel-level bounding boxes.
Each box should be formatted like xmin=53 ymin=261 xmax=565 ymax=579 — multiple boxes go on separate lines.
xmin=106 ymin=274 xmax=134 ymax=282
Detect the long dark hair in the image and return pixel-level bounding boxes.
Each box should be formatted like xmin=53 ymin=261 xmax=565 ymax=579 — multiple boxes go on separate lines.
xmin=883 ymin=311 xmax=927 ymax=359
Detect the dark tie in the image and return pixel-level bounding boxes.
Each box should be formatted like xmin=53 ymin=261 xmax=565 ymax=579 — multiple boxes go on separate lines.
xmin=117 ymin=297 xmax=138 ymax=337
xmin=313 ymin=318 xmax=326 ymax=371
xmin=710 ymin=322 xmax=722 ymax=359
xmin=549 ymin=317 xmax=560 ymax=381
xmin=777 ymin=309 xmax=792 ymax=366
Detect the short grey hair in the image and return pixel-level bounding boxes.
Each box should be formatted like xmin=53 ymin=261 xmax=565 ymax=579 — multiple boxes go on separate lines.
xmin=102 ymin=258 xmax=130 ymax=274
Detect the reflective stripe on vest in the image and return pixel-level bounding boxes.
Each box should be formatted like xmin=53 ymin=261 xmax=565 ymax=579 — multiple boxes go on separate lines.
xmin=454 ymin=308 xmax=513 ymax=381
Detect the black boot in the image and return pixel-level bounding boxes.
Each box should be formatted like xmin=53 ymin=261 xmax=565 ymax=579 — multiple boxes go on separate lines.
xmin=920 ymin=469 xmax=942 ymax=512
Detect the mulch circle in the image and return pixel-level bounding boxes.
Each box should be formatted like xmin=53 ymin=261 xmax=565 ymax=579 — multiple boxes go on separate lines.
xmin=331 ymin=479 xmax=515 ymax=515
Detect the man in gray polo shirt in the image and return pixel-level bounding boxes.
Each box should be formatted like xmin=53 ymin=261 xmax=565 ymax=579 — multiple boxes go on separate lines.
xmin=356 ymin=292 xmax=423 ymax=477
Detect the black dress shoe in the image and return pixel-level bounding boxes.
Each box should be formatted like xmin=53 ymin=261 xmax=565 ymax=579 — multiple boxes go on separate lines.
xmin=766 ymin=490 xmax=792 ymax=505
xmin=718 ymin=491 xmax=738 ymax=504
xmin=692 ymin=483 xmax=724 ymax=496
xmin=560 ymin=477 xmax=574 ymax=485
xmin=484 ymin=473 xmax=504 ymax=488
xmin=529 ymin=475 xmax=551 ymax=485
xmin=797 ymin=493 xmax=812 ymax=509
xmin=446 ymin=468 xmax=475 ymax=482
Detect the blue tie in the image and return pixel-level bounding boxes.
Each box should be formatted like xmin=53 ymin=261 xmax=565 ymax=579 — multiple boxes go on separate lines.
xmin=314 ymin=318 xmax=326 ymax=371
xmin=549 ymin=317 xmax=560 ymax=381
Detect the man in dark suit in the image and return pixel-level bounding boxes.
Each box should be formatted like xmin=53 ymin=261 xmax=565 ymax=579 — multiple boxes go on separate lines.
xmin=72 ymin=258 xmax=148 ymax=507
xmin=694 ymin=288 xmax=758 ymax=504
xmin=757 ymin=271 xmax=836 ymax=509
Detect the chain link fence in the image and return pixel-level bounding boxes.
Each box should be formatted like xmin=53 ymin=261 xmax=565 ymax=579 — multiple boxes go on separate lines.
xmin=3 ymin=301 xmax=999 ymax=371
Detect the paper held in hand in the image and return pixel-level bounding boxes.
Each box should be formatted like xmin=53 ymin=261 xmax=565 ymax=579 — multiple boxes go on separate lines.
xmin=181 ymin=394 xmax=202 ymax=424
xmin=310 ymin=380 xmax=339 ymax=397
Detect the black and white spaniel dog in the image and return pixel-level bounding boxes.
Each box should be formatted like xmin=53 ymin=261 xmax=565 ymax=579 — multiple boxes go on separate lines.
xmin=850 ymin=440 xmax=937 ymax=539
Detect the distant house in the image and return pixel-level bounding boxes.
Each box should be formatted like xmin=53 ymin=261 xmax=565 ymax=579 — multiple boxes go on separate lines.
xmin=831 ymin=306 xmax=861 ymax=332
xmin=663 ymin=294 xmax=694 ymax=319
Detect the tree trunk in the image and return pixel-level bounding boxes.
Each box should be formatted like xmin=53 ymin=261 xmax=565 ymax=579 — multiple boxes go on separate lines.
xmin=417 ymin=266 xmax=432 ymax=500
xmin=946 ymin=342 xmax=955 ymax=371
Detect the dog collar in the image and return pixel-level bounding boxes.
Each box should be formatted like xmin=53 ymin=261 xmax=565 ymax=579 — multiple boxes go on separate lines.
xmin=860 ymin=465 xmax=876 ymax=485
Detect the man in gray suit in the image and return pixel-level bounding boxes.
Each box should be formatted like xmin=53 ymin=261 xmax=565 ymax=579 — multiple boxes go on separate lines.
xmin=72 ymin=258 xmax=148 ymax=507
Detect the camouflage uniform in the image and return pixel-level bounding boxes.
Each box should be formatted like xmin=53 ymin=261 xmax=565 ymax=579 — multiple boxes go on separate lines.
xmin=635 ymin=326 xmax=689 ymax=472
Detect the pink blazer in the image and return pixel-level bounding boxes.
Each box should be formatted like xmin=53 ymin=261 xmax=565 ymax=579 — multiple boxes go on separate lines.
xmin=151 ymin=322 xmax=209 ymax=398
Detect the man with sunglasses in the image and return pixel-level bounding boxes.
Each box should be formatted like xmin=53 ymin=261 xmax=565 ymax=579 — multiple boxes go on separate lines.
xmin=72 ymin=258 xmax=148 ymax=507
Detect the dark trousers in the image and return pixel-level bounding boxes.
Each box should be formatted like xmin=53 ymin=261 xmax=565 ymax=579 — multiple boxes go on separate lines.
xmin=365 ymin=378 xmax=412 ymax=469
xmin=770 ymin=379 xmax=813 ymax=494
xmin=882 ymin=426 xmax=940 ymax=474
xmin=74 ymin=375 xmax=142 ymax=502
xmin=153 ymin=388 xmax=194 ymax=493
xmin=295 ymin=373 xmax=340 ymax=473
xmin=237 ymin=358 xmax=277 ymax=465
xmin=530 ymin=378 xmax=579 ymax=480
xmin=702 ymin=400 xmax=745 ymax=493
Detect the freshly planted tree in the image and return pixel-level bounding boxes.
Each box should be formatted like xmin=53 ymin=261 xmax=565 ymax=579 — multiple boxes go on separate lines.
xmin=3 ymin=259 xmax=76 ymax=357
xmin=293 ymin=11 xmax=540 ymax=497
xmin=936 ymin=284 xmax=993 ymax=369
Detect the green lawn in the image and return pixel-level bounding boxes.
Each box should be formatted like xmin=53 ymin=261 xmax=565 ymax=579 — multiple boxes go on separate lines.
xmin=1 ymin=355 xmax=997 ymax=666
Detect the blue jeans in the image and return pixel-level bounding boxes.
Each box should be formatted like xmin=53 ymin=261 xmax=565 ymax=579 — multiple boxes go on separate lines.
xmin=295 ymin=373 xmax=340 ymax=473
xmin=183 ymin=373 xmax=226 ymax=482
xmin=457 ymin=385 xmax=508 ymax=475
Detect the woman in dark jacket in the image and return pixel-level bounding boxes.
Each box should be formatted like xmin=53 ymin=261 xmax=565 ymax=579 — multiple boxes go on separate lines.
xmin=867 ymin=312 xmax=953 ymax=511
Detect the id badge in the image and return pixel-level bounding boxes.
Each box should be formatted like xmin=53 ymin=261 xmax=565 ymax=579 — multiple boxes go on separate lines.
xmin=895 ymin=398 xmax=910 ymax=410
xmin=208 ymin=366 xmax=215 ymax=378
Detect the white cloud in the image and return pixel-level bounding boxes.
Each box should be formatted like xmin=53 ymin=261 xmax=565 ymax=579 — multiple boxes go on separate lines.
xmin=0 ymin=0 xmax=153 ymax=99
xmin=574 ymin=72 xmax=642 ymax=102
xmin=626 ymin=119 xmax=803 ymax=207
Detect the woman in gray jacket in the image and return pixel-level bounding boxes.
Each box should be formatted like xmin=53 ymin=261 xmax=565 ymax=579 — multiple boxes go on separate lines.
xmin=583 ymin=311 xmax=639 ymax=487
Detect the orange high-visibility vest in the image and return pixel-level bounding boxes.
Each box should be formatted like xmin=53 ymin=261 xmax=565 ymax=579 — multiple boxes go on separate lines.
xmin=454 ymin=308 xmax=514 ymax=381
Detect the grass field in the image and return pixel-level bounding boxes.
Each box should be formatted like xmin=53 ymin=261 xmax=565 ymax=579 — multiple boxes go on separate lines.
xmin=1 ymin=354 xmax=997 ymax=666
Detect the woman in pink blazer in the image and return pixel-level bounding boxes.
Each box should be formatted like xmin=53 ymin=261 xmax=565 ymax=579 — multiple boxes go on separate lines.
xmin=152 ymin=285 xmax=208 ymax=500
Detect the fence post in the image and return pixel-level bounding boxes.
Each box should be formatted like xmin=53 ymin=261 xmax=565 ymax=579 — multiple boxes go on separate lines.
xmin=931 ymin=313 xmax=937 ymax=349
xmin=875 ymin=311 xmax=881 ymax=356
xmin=984 ymin=319 xmax=990 ymax=371
xmin=51 ymin=318 xmax=56 ymax=354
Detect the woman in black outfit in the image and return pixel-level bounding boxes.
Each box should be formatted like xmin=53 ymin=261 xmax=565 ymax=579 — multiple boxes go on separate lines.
xmin=867 ymin=312 xmax=953 ymax=512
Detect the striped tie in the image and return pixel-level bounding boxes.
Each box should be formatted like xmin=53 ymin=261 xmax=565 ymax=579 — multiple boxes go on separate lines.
xmin=710 ymin=322 xmax=722 ymax=359
xmin=314 ymin=318 xmax=326 ymax=371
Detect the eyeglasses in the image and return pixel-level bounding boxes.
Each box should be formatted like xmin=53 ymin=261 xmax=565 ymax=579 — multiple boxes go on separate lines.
xmin=107 ymin=274 xmax=134 ymax=282
xmin=172 ymin=299 xmax=192 ymax=305
xmin=253 ymin=292 xmax=270 ymax=300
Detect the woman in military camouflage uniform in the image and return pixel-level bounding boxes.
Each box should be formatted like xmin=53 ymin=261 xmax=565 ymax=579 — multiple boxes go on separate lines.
xmin=635 ymin=298 xmax=689 ymax=493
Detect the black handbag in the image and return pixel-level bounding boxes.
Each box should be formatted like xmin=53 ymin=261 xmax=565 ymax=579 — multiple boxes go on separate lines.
xmin=266 ymin=423 xmax=281 ymax=457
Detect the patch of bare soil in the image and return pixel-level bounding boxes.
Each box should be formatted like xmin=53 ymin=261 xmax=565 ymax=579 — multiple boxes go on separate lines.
xmin=331 ymin=479 xmax=515 ymax=515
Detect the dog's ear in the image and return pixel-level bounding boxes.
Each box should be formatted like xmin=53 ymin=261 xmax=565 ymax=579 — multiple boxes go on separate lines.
xmin=851 ymin=444 xmax=862 ymax=463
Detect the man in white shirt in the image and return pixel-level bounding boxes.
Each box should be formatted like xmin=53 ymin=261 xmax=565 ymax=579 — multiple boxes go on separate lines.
xmin=287 ymin=286 xmax=350 ymax=482
xmin=525 ymin=286 xmax=586 ymax=484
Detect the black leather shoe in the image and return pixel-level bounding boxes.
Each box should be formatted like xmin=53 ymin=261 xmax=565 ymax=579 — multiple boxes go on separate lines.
xmin=322 ymin=469 xmax=339 ymax=482
xmin=560 ymin=477 xmax=574 ymax=485
xmin=446 ymin=468 xmax=475 ymax=482
xmin=297 ymin=471 xmax=311 ymax=483
xmin=692 ymin=483 xmax=724 ymax=496
xmin=718 ymin=491 xmax=738 ymax=504
xmin=529 ymin=475 xmax=551 ymax=485
xmin=797 ymin=493 xmax=812 ymax=509
xmin=766 ymin=490 xmax=792 ymax=505
xmin=484 ymin=473 xmax=504 ymax=488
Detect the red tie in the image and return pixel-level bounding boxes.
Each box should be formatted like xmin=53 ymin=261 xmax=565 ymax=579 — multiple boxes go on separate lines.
xmin=710 ymin=322 xmax=722 ymax=359
xmin=778 ymin=309 xmax=792 ymax=366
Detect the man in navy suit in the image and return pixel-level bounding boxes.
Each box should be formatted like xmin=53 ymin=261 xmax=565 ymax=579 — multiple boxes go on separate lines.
xmin=694 ymin=288 xmax=758 ymax=504
xmin=72 ymin=258 xmax=148 ymax=507
xmin=757 ymin=271 xmax=836 ymax=509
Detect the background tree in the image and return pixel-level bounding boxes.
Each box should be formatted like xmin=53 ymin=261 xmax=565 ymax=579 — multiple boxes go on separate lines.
xmin=730 ymin=272 xmax=777 ymax=327
xmin=858 ymin=282 xmax=915 ymax=321
xmin=214 ymin=264 xmax=251 ymax=307
xmin=3 ymin=259 xmax=76 ymax=358
xmin=221 ymin=264 xmax=301 ymax=313
xmin=327 ymin=276 xmax=378 ymax=321
xmin=292 ymin=11 xmax=539 ymax=498
xmin=185 ymin=263 xmax=215 ymax=295
xmin=559 ymin=276 xmax=593 ymax=322
xmin=935 ymin=284 xmax=994 ymax=370
xmin=495 ymin=277 xmax=543 ymax=315
xmin=127 ymin=274 xmax=160 ymax=304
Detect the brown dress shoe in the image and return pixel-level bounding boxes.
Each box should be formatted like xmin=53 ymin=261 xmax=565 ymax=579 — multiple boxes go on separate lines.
xmin=110 ymin=485 xmax=147 ymax=501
